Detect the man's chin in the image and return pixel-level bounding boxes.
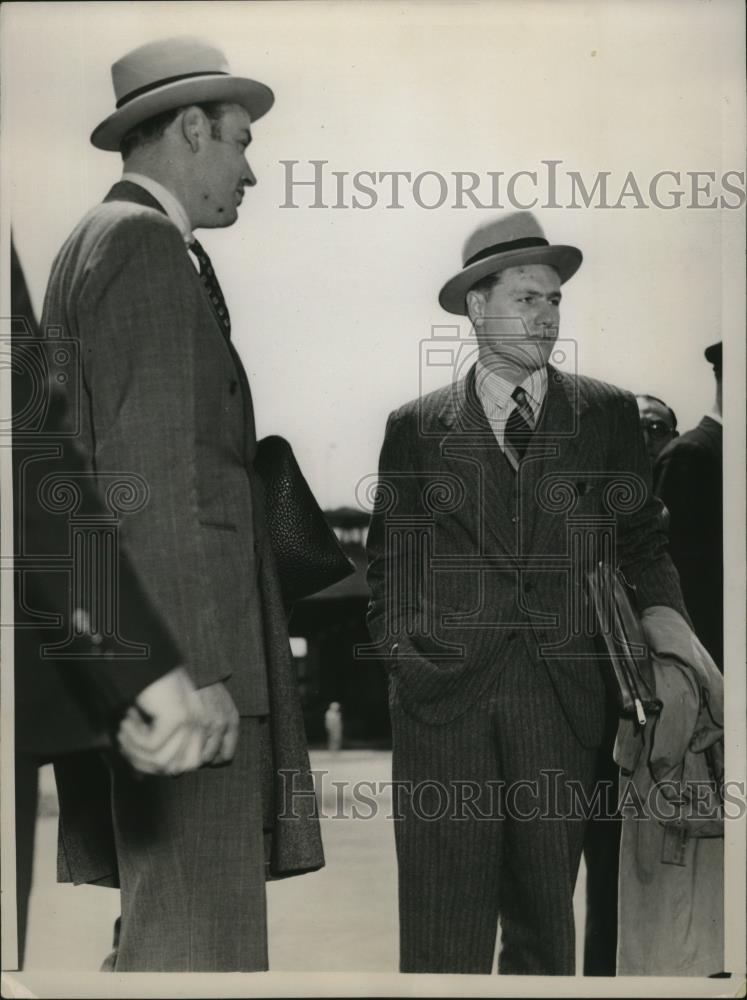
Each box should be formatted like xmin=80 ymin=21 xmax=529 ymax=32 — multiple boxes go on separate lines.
xmin=482 ymin=341 xmax=552 ymax=374
xmin=202 ymin=206 xmax=239 ymax=229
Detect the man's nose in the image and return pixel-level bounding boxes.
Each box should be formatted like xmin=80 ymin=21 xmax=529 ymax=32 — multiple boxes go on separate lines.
xmin=242 ymin=161 xmax=257 ymax=188
xmin=536 ymin=301 xmax=557 ymax=326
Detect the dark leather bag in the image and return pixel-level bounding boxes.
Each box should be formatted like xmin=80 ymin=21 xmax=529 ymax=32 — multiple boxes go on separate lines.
xmin=586 ymin=562 xmax=662 ymax=726
xmin=255 ymin=435 xmax=355 ymax=606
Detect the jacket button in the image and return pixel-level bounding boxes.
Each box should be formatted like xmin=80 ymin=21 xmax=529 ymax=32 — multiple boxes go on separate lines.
xmin=507 ymin=630 xmax=517 ymax=642
xmin=229 ymin=380 xmax=238 ymax=395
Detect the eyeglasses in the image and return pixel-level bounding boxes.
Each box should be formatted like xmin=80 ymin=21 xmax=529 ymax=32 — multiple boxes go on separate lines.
xmin=640 ymin=419 xmax=674 ymax=439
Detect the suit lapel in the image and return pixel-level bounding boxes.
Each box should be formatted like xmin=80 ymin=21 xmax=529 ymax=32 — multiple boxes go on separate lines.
xmin=106 ymin=182 xmax=231 ymax=342
xmin=521 ymin=367 xmax=591 ymax=557
xmin=436 ymin=368 xmax=520 ymax=555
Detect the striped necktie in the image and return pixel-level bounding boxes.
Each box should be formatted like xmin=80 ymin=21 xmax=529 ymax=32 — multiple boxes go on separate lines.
xmin=189 ymin=238 xmax=231 ymax=338
xmin=505 ymin=386 xmax=534 ymax=464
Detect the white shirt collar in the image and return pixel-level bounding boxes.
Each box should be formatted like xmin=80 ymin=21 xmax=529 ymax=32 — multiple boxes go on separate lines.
xmin=121 ymin=172 xmax=193 ymax=244
xmin=475 ymin=360 xmax=547 ymax=419
xmin=474 ymin=360 xmax=548 ymax=457
xmin=709 ymin=410 xmax=723 ymax=426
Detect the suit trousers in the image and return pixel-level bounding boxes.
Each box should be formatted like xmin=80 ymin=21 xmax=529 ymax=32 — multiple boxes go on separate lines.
xmin=109 ymin=716 xmax=267 ymax=971
xmin=582 ymin=708 xmax=622 ymax=976
xmin=391 ymin=654 xmax=596 ymax=975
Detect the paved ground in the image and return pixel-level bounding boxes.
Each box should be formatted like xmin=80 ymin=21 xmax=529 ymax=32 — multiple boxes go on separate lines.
xmin=23 ymin=752 xmax=586 ymax=973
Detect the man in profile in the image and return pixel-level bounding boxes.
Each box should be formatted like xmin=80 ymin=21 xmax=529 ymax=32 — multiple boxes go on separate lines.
xmin=40 ymin=37 xmax=322 ymax=971
xmin=655 ymin=342 xmax=723 ymax=669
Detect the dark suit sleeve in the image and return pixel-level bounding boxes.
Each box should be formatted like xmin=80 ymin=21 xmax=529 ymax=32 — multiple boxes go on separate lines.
xmin=75 ymin=215 xmax=230 ymax=690
xmin=656 ymin=440 xmax=711 ymax=559
xmin=366 ymin=409 xmax=414 ymax=652
xmin=16 ymin=540 xmax=182 ymax=757
xmin=655 ymin=434 xmax=722 ymax=664
xmin=366 ymin=408 xmax=459 ymax=708
xmin=366 ymin=408 xmax=435 ymax=651
xmin=611 ymin=393 xmax=690 ymax=620
xmin=18 ymin=432 xmax=182 ymax=722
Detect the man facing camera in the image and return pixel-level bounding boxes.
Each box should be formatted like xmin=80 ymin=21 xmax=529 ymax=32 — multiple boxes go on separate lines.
xmin=636 ymin=394 xmax=679 ymax=468
xmin=41 ymin=37 xmax=322 ymax=971
xmin=366 ymin=212 xmax=689 ymax=974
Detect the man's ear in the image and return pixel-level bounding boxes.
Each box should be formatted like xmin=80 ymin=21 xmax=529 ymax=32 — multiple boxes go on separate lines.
xmin=466 ymin=289 xmax=484 ymax=326
xmin=181 ymin=106 xmax=207 ymax=153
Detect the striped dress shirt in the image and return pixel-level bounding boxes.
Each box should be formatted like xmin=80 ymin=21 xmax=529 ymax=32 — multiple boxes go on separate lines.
xmin=474 ymin=360 xmax=548 ymax=468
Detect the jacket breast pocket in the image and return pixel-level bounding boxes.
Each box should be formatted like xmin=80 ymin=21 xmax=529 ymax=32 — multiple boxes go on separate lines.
xmin=198 ymin=519 xmax=238 ymax=533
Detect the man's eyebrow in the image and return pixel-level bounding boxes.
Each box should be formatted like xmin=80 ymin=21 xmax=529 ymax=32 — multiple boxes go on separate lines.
xmin=515 ymin=286 xmax=562 ymax=300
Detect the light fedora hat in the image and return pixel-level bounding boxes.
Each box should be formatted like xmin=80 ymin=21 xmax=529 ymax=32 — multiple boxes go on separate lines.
xmin=439 ymin=211 xmax=582 ymax=316
xmin=91 ymin=37 xmax=274 ymax=151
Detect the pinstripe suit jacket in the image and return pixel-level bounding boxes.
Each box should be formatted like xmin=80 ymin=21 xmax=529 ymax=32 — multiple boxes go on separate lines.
xmin=43 ymin=182 xmax=323 ymax=881
xmin=367 ymin=364 xmax=688 ymax=748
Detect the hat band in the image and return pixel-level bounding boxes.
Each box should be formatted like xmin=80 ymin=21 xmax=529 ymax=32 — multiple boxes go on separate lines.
xmin=116 ymin=70 xmax=229 ymax=109
xmin=464 ymin=236 xmax=548 ymax=269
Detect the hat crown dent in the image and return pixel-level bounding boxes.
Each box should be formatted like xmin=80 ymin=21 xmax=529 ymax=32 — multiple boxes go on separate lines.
xmin=112 ymin=37 xmax=230 ymax=102
xmin=461 ymin=211 xmax=547 ymax=267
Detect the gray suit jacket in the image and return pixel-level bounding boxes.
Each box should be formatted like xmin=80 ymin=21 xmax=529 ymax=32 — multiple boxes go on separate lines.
xmin=367 ymin=364 xmax=688 ymax=748
xmin=44 ymin=182 xmax=323 ymax=881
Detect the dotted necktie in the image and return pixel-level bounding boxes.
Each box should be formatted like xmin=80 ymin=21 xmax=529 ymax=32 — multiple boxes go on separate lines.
xmin=505 ymin=386 xmax=534 ymax=464
xmin=189 ymin=238 xmax=231 ymax=338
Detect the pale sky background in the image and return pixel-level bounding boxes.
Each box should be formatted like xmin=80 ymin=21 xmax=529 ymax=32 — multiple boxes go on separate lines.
xmin=2 ymin=0 xmax=745 ymax=509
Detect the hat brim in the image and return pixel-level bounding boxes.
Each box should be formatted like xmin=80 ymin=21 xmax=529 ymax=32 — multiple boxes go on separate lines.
xmin=438 ymin=245 xmax=583 ymax=316
xmin=91 ymin=74 xmax=274 ymax=151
